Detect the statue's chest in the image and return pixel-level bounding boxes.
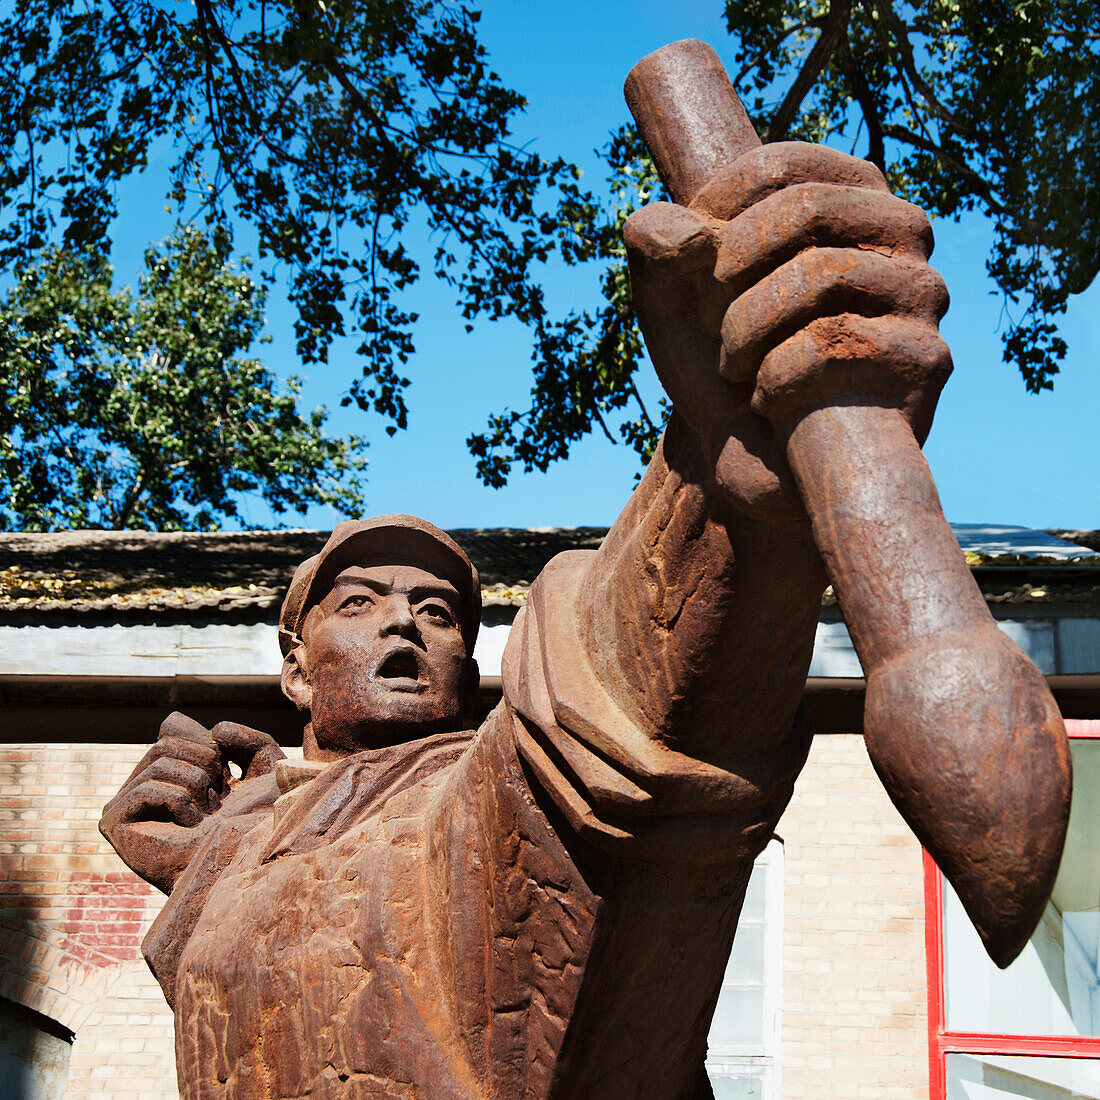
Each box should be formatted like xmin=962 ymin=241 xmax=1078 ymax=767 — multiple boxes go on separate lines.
xmin=174 ymin=812 xmax=466 ymax=1098
xmin=188 ymin=837 xmax=369 ymax=982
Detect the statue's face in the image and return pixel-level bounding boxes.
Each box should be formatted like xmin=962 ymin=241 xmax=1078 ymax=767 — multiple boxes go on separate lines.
xmin=301 ymin=561 xmax=470 ymax=754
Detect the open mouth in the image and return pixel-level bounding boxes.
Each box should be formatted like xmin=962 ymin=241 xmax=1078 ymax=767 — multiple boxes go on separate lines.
xmin=375 ymin=648 xmax=424 ymax=690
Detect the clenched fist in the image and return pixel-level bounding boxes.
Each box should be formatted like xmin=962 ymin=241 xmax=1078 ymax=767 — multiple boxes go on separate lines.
xmin=100 ymin=712 xmax=285 ymax=894
xmin=625 ymin=142 xmax=952 ymax=517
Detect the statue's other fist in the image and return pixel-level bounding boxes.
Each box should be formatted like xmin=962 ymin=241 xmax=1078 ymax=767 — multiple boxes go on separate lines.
xmin=625 ymin=142 xmax=952 ymax=517
xmin=100 ymin=713 xmax=285 ymax=894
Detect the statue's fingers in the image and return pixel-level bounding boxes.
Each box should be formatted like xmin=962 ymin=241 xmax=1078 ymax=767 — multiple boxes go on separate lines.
xmin=166 ymin=736 xmax=223 ymax=780
xmin=157 ymin=710 xmax=220 ymax=746
xmin=133 ymin=756 xmax=222 ymax=811
xmin=624 ymin=202 xmax=716 ymax=277
xmin=691 ymin=141 xmax=890 ymax=222
xmin=119 ymin=735 xmax=223 ymax=790
xmin=211 ymin=721 xmax=286 ymax=779
xmin=751 ymin=315 xmax=953 ymax=442
xmin=107 ymin=779 xmax=206 ymax=828
xmin=720 ymin=248 xmax=948 ymax=382
xmin=715 ymin=184 xmax=934 ymax=298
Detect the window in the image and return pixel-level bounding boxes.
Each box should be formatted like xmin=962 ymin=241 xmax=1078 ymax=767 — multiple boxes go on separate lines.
xmin=926 ymin=720 xmax=1100 ymax=1099
xmin=706 ymin=837 xmax=784 ymax=1098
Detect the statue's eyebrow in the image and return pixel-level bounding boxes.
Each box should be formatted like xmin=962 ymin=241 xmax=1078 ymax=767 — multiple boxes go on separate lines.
xmin=331 ymin=575 xmax=389 ymax=595
xmin=405 ymin=581 xmax=460 ymax=608
xmin=330 ymin=574 xmax=459 ymax=607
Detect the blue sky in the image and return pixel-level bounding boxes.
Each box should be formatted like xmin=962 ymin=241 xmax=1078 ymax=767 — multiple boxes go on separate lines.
xmin=107 ymin=1 xmax=1099 ymax=532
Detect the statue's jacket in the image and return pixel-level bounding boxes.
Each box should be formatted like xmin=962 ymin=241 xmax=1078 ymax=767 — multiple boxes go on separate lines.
xmin=147 ymin=551 xmax=811 ymax=1099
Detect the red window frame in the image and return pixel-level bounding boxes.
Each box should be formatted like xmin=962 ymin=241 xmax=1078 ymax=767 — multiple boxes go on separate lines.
xmin=925 ymin=718 xmax=1100 ymax=1098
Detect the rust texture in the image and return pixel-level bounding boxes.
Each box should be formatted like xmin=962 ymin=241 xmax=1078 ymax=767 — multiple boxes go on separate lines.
xmin=99 ymin=38 xmax=1070 ymax=1098
xmin=626 ymin=38 xmax=1070 ymax=968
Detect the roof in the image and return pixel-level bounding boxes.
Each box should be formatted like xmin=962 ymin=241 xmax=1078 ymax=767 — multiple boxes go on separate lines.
xmin=0 ymin=524 xmax=1096 ymax=620
xmin=0 ymin=527 xmax=608 ymax=618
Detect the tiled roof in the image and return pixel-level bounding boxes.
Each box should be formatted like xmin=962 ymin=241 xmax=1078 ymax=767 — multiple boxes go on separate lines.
xmin=0 ymin=527 xmax=608 ymax=617
xmin=0 ymin=525 xmax=1096 ymax=619
xmin=1050 ymin=530 xmax=1100 ymax=554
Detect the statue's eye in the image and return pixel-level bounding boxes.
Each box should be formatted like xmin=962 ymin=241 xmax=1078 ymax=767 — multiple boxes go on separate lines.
xmin=337 ymin=594 xmax=372 ymax=614
xmin=419 ymin=602 xmax=455 ymax=626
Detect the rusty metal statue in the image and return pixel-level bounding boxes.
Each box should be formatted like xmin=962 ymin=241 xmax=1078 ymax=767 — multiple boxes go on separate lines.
xmin=100 ymin=41 xmax=1070 ymax=1099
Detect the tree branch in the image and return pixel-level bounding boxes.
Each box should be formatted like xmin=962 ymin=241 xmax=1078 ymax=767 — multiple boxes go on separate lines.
xmin=319 ymin=46 xmax=506 ymax=169
xmin=864 ymin=0 xmax=977 ymax=143
xmin=836 ymin=41 xmax=885 ymax=171
xmin=880 ymin=122 xmax=1014 ymax=220
xmin=626 ymin=373 xmax=656 ymax=435
xmin=733 ymin=20 xmax=817 ymax=86
xmin=114 ymin=464 xmax=154 ymax=529
xmin=765 ymin=0 xmax=852 ymax=141
xmin=590 ymin=399 xmax=617 ymax=444
xmin=194 ymin=0 xmax=257 ymax=126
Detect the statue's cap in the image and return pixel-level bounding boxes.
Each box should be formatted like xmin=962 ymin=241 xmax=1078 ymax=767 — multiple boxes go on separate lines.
xmin=278 ymin=515 xmax=480 ymax=656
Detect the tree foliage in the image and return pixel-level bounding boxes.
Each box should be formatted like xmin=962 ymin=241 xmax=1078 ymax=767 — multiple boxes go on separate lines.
xmin=725 ymin=0 xmax=1098 ymax=393
xmin=473 ymin=0 xmax=1099 ymax=482
xmin=0 ymin=227 xmax=366 ymax=530
xmin=0 ymin=0 xmax=579 ymax=439
xmin=468 ymin=127 xmax=667 ymax=486
xmin=1 ymin=1 xmax=1094 ymax=500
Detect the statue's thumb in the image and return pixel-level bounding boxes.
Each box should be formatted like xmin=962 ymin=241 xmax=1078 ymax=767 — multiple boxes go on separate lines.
xmin=624 ymin=202 xmax=714 ymax=276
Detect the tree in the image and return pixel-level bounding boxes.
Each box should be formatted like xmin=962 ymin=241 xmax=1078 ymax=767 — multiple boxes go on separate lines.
xmin=3 ymin=2 xmax=1093 ymax=499
xmin=0 ymin=226 xmax=367 ymax=530
xmin=726 ymin=0 xmax=1098 ymax=392
xmin=467 ymin=128 xmax=666 ymax=486
xmin=0 ymin=0 xmax=580 ymax=440
xmin=471 ymin=1 xmax=1099 ymax=483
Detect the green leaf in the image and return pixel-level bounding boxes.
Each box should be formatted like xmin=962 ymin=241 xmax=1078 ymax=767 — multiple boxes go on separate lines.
xmin=0 ymin=228 xmax=367 ymax=530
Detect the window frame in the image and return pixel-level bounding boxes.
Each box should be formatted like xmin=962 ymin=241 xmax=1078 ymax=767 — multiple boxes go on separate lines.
xmin=705 ymin=836 xmax=785 ymax=1098
xmin=925 ymin=718 xmax=1100 ymax=1099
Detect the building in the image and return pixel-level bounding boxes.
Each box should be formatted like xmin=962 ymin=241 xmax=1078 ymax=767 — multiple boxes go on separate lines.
xmin=1 ymin=525 xmax=1098 ymax=1098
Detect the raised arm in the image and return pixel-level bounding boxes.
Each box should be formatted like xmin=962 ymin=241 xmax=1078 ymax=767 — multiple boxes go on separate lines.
xmin=496 ymin=138 xmax=951 ymax=880
xmin=578 ymin=413 xmax=826 ymax=761
xmin=575 ymin=140 xmax=949 ymax=762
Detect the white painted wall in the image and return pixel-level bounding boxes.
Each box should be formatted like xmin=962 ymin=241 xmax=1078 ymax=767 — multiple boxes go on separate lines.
xmin=1 ymin=613 xmax=1095 ymax=680
xmin=0 ymin=621 xmax=517 ymax=680
xmin=0 ymin=623 xmax=281 ymax=676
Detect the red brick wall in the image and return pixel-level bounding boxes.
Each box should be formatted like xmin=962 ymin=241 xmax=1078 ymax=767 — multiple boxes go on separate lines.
xmin=0 ymin=744 xmax=178 ymax=1097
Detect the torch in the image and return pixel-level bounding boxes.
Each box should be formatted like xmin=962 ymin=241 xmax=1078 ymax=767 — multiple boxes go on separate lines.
xmin=625 ymin=39 xmax=1070 ymax=967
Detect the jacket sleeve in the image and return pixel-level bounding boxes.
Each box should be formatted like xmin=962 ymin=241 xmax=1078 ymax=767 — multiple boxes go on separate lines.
xmin=502 ymin=419 xmax=821 ymax=866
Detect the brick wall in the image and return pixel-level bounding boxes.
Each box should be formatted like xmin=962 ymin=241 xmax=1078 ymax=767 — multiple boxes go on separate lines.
xmin=780 ymin=733 xmax=928 ymax=1099
xmin=0 ymin=743 xmax=178 ymax=1097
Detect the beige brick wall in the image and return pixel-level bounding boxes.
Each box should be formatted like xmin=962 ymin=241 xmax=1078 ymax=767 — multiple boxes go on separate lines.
xmin=0 ymin=743 xmax=178 ymax=1097
xmin=780 ymin=733 xmax=928 ymax=1099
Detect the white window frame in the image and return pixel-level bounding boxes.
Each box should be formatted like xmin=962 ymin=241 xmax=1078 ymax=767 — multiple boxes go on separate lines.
xmin=705 ymin=836 xmax=784 ymax=1098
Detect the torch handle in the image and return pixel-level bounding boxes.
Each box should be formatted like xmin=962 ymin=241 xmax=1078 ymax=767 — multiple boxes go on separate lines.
xmin=625 ymin=39 xmax=991 ymax=666
xmin=625 ymin=39 xmax=1070 ymax=968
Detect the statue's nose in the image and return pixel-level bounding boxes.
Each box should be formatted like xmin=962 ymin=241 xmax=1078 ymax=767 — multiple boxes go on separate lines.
xmin=379 ymin=596 xmax=418 ymax=638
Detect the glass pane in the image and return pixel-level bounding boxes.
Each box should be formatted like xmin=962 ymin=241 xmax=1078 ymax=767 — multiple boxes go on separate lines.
xmin=945 ymin=741 xmax=1100 ymax=1037
xmin=741 ymin=862 xmax=767 ymax=923
xmin=946 ymin=1053 xmax=1100 ymax=1099
xmin=709 ymin=1073 xmax=766 ymax=1098
xmin=726 ymin=924 xmax=766 ymax=984
xmin=709 ymin=987 xmax=764 ymax=1047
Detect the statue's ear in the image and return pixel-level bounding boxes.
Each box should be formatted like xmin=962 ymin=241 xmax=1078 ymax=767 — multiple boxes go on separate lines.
xmin=281 ymin=649 xmax=312 ymax=712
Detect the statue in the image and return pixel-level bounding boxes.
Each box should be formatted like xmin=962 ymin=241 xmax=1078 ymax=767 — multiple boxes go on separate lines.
xmin=100 ymin=41 xmax=1071 ymax=1099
